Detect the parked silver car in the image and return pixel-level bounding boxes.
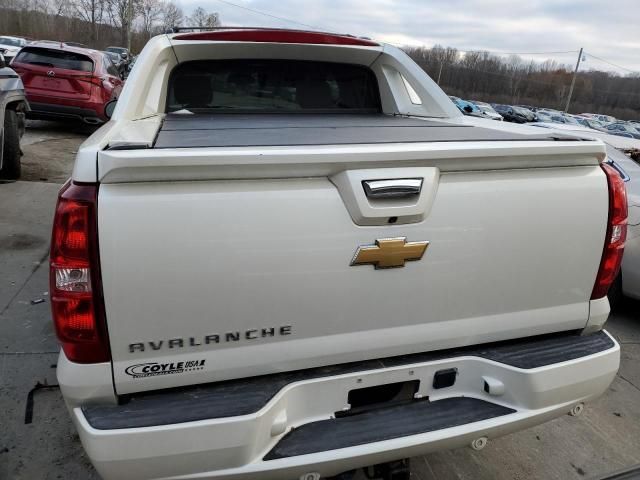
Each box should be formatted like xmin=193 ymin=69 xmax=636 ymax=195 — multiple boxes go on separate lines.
xmin=607 ymin=145 xmax=640 ymax=302
xmin=0 ymin=53 xmax=28 ymax=179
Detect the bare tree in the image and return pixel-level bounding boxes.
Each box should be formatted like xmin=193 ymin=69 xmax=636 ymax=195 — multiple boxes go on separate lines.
xmin=107 ymin=0 xmax=139 ymax=46
xmin=188 ymin=6 xmax=219 ymax=28
xmin=51 ymin=0 xmax=72 ymax=17
xmin=138 ymin=0 xmax=161 ymax=38
xmin=70 ymin=0 xmax=105 ymax=42
xmin=161 ymin=0 xmax=182 ymax=30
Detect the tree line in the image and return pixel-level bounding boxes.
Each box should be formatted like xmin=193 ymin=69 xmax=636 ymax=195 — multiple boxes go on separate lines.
xmin=404 ymin=45 xmax=640 ymax=119
xmin=0 ymin=0 xmax=219 ymax=53
xmin=1 ymin=4 xmax=638 ymax=119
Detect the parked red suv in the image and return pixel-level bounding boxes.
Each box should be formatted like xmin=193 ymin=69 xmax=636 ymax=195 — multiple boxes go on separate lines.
xmin=11 ymin=42 xmax=123 ymax=125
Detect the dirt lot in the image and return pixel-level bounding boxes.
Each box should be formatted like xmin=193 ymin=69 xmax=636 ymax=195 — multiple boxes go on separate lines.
xmin=19 ymin=120 xmax=96 ymax=183
xmin=1 ymin=121 xmax=640 ymax=480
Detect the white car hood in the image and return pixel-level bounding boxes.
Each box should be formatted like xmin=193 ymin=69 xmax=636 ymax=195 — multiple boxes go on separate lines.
xmin=0 ymin=45 xmax=21 ymax=55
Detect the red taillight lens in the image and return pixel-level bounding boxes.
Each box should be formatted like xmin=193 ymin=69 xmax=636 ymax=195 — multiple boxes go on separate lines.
xmin=591 ymin=163 xmax=628 ymax=299
xmin=50 ymin=182 xmax=110 ymax=363
xmin=75 ymin=74 xmax=105 ymax=88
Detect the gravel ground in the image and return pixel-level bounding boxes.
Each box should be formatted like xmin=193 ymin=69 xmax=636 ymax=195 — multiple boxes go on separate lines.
xmin=19 ymin=120 xmax=95 ymax=183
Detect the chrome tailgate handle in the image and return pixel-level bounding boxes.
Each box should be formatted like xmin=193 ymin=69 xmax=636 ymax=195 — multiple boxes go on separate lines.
xmin=362 ymin=178 xmax=423 ymax=199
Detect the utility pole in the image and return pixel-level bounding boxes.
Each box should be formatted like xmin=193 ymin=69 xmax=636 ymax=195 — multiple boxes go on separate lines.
xmin=564 ymin=47 xmax=583 ymax=113
xmin=436 ymin=61 xmax=443 ymax=85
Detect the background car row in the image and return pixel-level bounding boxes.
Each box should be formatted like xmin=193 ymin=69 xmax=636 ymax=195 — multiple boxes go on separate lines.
xmin=450 ymin=93 xmax=640 ymax=141
xmin=0 ymin=36 xmax=132 ymax=127
xmin=1 ymin=35 xmax=132 ymax=72
xmin=0 ymin=36 xmax=131 ymax=180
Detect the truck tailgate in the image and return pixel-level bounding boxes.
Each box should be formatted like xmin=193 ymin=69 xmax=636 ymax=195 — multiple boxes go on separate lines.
xmin=97 ymin=134 xmax=608 ymax=394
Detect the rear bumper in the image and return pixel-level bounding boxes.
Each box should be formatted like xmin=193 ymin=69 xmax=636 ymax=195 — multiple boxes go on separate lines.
xmin=67 ymin=331 xmax=620 ymax=480
xmin=26 ymin=101 xmax=104 ymax=124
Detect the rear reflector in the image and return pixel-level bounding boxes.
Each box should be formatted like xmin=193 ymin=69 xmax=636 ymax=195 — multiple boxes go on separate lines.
xmin=173 ymin=29 xmax=380 ymax=46
xmin=591 ymin=162 xmax=628 ymax=299
xmin=50 ymin=182 xmax=110 ymax=363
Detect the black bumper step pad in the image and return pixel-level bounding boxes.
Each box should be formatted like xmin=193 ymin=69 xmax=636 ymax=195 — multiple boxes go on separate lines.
xmin=264 ymin=397 xmax=515 ymax=460
xmin=83 ymin=331 xmax=613 ymax=430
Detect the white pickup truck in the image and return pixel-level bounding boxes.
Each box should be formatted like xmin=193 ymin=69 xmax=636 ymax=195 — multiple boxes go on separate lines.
xmin=50 ymin=29 xmax=626 ymax=480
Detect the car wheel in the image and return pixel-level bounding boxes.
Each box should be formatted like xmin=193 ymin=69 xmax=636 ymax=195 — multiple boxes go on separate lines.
xmin=0 ymin=109 xmax=22 ymax=180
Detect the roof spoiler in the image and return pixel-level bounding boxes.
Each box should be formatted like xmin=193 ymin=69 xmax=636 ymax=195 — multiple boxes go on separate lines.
xmin=167 ymin=27 xmax=379 ymax=46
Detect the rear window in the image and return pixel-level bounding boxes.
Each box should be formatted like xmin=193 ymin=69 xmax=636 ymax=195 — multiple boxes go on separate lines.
xmin=14 ymin=47 xmax=94 ymax=72
xmin=167 ymin=60 xmax=381 ymax=113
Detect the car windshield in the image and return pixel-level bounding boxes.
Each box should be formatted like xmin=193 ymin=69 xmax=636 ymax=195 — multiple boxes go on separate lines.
xmin=563 ymin=116 xmax=581 ymax=125
xmin=167 ymin=59 xmax=381 ymax=113
xmin=611 ymin=124 xmax=633 ymax=132
xmin=107 ymin=47 xmax=126 ymax=54
xmin=13 ymin=47 xmax=94 ymax=72
xmin=0 ymin=37 xmax=23 ymax=47
xmin=464 ymin=102 xmax=480 ymax=113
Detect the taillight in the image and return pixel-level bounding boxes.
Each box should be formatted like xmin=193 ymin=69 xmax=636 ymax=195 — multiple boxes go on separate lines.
xmin=591 ymin=163 xmax=628 ymax=299
xmin=76 ymin=74 xmax=106 ymax=87
xmin=50 ymin=181 xmax=110 ymax=363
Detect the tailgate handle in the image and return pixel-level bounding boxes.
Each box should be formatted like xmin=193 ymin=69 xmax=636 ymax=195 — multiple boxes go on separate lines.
xmin=362 ymin=178 xmax=423 ymax=199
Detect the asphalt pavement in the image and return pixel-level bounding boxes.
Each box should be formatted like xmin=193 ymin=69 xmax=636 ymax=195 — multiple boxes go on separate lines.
xmin=1 ymin=122 xmax=639 ymax=480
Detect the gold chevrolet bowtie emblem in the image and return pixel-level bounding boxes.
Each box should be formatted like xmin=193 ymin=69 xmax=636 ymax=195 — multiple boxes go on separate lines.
xmin=350 ymin=237 xmax=429 ymax=269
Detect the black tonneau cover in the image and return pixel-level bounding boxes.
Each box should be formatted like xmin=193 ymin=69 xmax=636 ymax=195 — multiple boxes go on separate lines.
xmin=153 ymin=113 xmax=579 ymax=149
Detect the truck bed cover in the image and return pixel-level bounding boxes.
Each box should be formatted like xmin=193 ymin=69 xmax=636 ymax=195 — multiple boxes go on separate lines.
xmin=152 ymin=113 xmax=576 ymax=149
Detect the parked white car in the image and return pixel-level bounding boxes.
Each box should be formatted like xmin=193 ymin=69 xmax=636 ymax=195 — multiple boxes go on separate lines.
xmin=0 ymin=36 xmax=27 ymax=63
xmin=472 ymin=101 xmax=503 ymax=121
xmin=51 ymin=29 xmax=622 ymax=480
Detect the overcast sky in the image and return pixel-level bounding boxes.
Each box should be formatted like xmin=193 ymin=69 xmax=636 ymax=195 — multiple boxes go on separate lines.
xmin=176 ymin=0 xmax=640 ymax=74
